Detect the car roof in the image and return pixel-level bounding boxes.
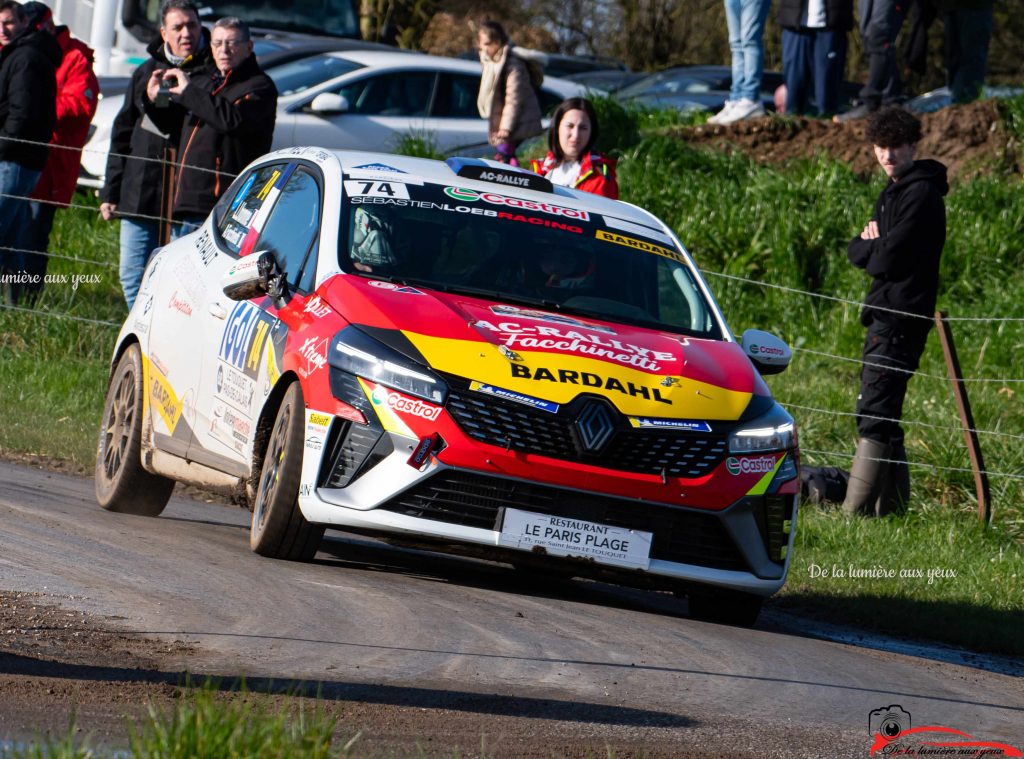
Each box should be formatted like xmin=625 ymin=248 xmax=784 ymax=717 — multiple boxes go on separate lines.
xmin=320 ymin=150 xmax=668 ymax=231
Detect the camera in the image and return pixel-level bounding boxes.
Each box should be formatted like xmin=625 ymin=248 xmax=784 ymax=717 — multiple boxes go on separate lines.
xmin=154 ymin=75 xmax=177 ymax=108
xmin=868 ymin=705 xmax=911 ymax=738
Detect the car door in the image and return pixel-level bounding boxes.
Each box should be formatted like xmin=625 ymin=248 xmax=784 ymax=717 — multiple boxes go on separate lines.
xmin=286 ymin=70 xmax=443 ymax=153
xmin=428 ymin=71 xmax=494 ymax=152
xmin=187 ymin=161 xmax=324 ymax=475
xmin=184 ymin=162 xmax=290 ymax=475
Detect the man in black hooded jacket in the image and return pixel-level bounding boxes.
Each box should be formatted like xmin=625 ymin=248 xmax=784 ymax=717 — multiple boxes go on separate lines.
xmin=99 ymin=0 xmax=211 ymax=308
xmin=842 ymin=106 xmax=947 ymax=517
xmin=0 ymin=0 xmax=59 ymax=286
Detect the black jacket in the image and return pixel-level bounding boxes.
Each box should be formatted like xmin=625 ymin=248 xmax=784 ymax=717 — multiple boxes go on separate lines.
xmin=848 ymin=159 xmax=948 ymax=328
xmin=151 ymin=55 xmax=276 ymax=219
xmin=777 ymin=0 xmax=854 ymax=30
xmin=100 ymin=33 xmax=211 ymax=216
xmin=0 ymin=28 xmax=61 ymax=171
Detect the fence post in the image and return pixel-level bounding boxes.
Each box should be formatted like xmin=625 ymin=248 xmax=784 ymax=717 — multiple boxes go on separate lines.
xmin=933 ymin=310 xmax=991 ymax=523
xmin=160 ymin=147 xmax=177 ymax=246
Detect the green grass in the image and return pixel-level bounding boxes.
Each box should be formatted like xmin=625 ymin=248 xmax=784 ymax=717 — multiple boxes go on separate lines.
xmin=9 ymin=681 xmax=358 ymax=759
xmin=1 ymin=104 xmax=1022 ymax=654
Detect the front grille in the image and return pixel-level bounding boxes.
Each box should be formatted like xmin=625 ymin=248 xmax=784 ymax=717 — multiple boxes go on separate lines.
xmin=445 ymin=384 xmax=729 ymax=478
xmin=378 ymin=471 xmax=747 ymax=571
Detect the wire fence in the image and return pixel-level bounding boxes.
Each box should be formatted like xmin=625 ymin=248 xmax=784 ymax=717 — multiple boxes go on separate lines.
xmin=2 ymin=133 xmax=1022 ymax=495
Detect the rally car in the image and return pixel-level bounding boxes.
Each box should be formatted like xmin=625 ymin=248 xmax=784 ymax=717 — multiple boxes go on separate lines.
xmin=96 ymin=149 xmax=799 ymax=626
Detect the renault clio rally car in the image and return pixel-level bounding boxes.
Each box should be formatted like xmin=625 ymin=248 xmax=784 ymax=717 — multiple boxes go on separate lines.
xmin=96 ymin=149 xmax=799 ymax=626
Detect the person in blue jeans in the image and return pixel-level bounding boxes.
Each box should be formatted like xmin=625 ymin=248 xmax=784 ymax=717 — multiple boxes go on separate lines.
xmin=777 ymin=0 xmax=853 ymax=117
xmin=710 ymin=0 xmax=773 ymax=125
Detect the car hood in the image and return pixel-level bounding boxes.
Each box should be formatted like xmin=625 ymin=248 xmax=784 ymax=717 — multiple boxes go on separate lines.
xmin=323 ymin=276 xmax=769 ymax=421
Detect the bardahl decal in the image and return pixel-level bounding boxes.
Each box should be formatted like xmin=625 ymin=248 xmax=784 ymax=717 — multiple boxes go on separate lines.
xmin=596 ymin=229 xmax=683 ymax=261
xmin=474 ymin=320 xmax=676 ymax=372
xmin=510 ymin=364 xmax=671 ymax=405
xmin=443 ymin=187 xmax=589 ymax=220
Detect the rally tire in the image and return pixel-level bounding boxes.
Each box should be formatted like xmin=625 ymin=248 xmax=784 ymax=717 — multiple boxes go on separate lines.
xmin=95 ymin=343 xmax=174 ymax=517
xmin=250 ymin=382 xmax=324 ymax=560
xmin=686 ymin=588 xmax=764 ymax=627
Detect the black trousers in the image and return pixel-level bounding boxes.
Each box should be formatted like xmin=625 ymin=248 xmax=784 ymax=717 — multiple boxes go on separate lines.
xmin=856 ymin=320 xmax=929 ymax=442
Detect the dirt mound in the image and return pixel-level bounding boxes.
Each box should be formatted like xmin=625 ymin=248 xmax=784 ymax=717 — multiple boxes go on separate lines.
xmin=674 ymin=99 xmax=1019 ymax=180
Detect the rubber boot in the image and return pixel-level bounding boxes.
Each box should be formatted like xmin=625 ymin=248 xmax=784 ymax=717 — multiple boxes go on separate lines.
xmin=875 ymin=438 xmax=910 ymax=516
xmin=842 ymin=438 xmax=890 ymax=517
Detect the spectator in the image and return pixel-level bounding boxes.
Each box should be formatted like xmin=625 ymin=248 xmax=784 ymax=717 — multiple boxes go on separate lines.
xmin=708 ymin=0 xmax=773 ymax=125
xmin=100 ymin=0 xmax=210 ymax=309
xmin=476 ymin=19 xmax=542 ymax=166
xmin=777 ymin=0 xmax=853 ymax=117
xmin=146 ymin=16 xmax=276 ymax=238
xmin=835 ymin=0 xmax=908 ymax=121
xmin=937 ymin=0 xmax=993 ymax=104
xmin=0 ymin=0 xmax=59 ymax=300
xmin=19 ymin=1 xmax=98 ymax=304
xmin=843 ymin=107 xmax=946 ymax=517
xmin=530 ymin=97 xmax=619 ymax=199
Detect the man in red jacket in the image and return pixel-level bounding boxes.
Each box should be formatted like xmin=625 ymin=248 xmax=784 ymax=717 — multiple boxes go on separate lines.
xmin=21 ymin=1 xmax=98 ymax=304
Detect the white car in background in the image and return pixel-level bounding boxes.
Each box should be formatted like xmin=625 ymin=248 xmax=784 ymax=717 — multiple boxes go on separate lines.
xmin=79 ymin=50 xmax=587 ymax=188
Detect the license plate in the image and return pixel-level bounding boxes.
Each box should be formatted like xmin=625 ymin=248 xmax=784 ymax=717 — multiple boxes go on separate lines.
xmin=499 ymin=508 xmax=653 ymax=571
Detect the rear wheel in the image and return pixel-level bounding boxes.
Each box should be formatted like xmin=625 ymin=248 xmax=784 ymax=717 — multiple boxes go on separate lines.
xmin=250 ymin=382 xmax=324 ymax=560
xmin=95 ymin=343 xmax=174 ymax=516
xmin=686 ymin=588 xmax=764 ymax=627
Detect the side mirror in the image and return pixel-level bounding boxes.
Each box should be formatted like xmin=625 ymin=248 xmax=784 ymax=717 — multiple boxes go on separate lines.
xmin=308 ymin=92 xmax=349 ymax=115
xmin=740 ymin=329 xmax=792 ymax=375
xmin=221 ymin=251 xmax=287 ymax=302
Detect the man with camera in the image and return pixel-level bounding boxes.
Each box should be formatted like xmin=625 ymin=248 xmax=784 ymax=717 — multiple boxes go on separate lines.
xmin=99 ymin=0 xmax=210 ymax=308
xmin=144 ymin=16 xmax=276 ymax=239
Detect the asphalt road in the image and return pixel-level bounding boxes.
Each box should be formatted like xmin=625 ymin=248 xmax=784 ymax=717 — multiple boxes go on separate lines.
xmin=1 ymin=460 xmax=1021 ymax=756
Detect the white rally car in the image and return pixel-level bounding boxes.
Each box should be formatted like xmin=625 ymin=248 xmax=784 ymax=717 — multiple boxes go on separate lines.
xmin=96 ymin=149 xmax=799 ymax=626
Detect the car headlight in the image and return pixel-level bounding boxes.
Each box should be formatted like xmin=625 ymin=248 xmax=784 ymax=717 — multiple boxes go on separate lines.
xmin=329 ymin=326 xmax=448 ymax=405
xmin=728 ymin=403 xmax=796 ymax=453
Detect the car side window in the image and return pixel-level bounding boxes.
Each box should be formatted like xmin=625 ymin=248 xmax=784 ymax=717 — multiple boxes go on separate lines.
xmin=432 ymin=73 xmax=480 ymax=118
xmin=254 ymin=167 xmax=322 ymax=292
xmin=337 ymin=71 xmax=435 ymax=116
xmin=217 ymin=164 xmax=287 ymax=256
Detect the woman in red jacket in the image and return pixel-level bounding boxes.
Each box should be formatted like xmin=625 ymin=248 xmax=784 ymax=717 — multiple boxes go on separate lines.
xmin=530 ymin=97 xmax=618 ymax=200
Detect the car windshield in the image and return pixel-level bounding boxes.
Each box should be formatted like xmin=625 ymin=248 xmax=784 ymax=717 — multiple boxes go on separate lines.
xmin=340 ymin=182 xmax=723 ymax=339
xmin=266 ymin=55 xmax=364 ymax=97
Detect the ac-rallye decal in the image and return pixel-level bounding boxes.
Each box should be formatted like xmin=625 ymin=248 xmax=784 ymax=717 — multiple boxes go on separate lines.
xmin=402 ymin=333 xmax=753 ymax=419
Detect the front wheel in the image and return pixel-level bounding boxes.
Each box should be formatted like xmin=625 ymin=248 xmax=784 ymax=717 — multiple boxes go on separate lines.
xmin=250 ymin=382 xmax=324 ymax=560
xmin=95 ymin=343 xmax=174 ymax=516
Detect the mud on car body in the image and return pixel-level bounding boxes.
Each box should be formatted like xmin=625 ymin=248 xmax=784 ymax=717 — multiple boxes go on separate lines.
xmin=96 ymin=149 xmax=799 ymax=626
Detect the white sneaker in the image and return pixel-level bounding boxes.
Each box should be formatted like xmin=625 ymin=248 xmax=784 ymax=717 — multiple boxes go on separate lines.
xmin=717 ymin=98 xmax=765 ymax=124
xmin=708 ymin=100 xmax=737 ymax=125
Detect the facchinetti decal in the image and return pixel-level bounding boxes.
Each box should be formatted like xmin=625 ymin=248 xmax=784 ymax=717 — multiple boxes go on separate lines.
xmin=474 ymin=319 xmax=676 ymax=372
xmin=470 ymin=381 xmax=560 ymax=413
